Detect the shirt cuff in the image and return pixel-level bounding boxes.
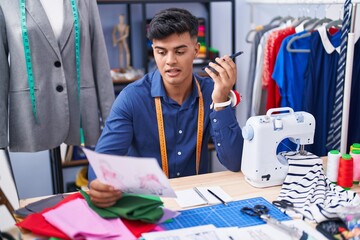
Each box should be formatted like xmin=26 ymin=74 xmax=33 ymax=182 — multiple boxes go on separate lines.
xmin=210 ymin=106 xmax=238 ymax=131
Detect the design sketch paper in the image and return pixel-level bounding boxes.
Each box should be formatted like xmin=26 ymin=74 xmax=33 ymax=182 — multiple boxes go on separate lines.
xmin=236 ymin=219 xmax=328 ymax=240
xmin=83 ymin=148 xmax=176 ymax=198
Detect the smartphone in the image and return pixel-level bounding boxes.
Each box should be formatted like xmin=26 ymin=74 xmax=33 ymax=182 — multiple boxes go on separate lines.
xmin=202 ymin=51 xmax=244 ymax=74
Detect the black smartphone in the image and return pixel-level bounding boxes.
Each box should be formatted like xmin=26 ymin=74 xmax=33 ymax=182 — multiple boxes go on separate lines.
xmin=202 ymin=51 xmax=244 ymax=74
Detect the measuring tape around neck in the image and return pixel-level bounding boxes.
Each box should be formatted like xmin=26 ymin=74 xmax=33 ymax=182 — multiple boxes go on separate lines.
xmin=155 ymin=78 xmax=204 ymax=177
xmin=20 ymin=0 xmax=84 ymax=145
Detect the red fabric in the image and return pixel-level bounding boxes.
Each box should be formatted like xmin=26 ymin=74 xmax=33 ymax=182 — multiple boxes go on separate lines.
xmin=262 ymin=26 xmax=296 ymax=110
xmin=16 ymin=192 xmax=83 ymax=239
xmin=16 ymin=192 xmax=157 ymax=239
xmin=122 ymin=219 xmax=157 ymax=238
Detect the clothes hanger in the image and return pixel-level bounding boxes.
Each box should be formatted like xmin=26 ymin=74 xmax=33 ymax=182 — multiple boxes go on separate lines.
xmin=245 ymin=25 xmax=264 ymax=43
xmin=245 ymin=15 xmax=284 ymax=43
xmin=269 ymin=16 xmax=283 ymax=25
xmin=307 ymin=17 xmax=332 ymax=31
xmin=291 ymin=16 xmax=311 ymax=28
xmin=303 ymin=17 xmax=319 ymax=31
xmin=286 ymin=31 xmax=312 ymax=53
xmin=280 ymin=16 xmax=295 ymax=25
xmin=286 ymin=17 xmax=337 ymax=53
xmin=325 ymin=19 xmax=342 ymax=30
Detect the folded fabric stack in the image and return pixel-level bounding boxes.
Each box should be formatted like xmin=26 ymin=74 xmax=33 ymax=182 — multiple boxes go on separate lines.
xmin=16 ymin=191 xmax=177 ymax=239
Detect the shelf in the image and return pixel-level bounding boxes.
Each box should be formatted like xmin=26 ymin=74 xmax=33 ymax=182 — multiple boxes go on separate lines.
xmin=62 ymin=159 xmax=88 ymax=168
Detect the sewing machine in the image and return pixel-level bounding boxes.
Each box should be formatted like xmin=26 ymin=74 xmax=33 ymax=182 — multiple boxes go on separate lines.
xmin=241 ymin=107 xmax=316 ymax=188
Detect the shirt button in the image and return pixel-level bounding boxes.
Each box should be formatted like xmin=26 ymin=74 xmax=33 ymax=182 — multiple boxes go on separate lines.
xmin=213 ymin=119 xmax=217 ymax=123
xmin=54 ymin=61 xmax=61 ymax=68
xmin=177 ymin=151 xmax=182 ymax=156
xmin=56 ymin=85 xmax=64 ymax=92
xmin=177 ymin=172 xmax=180 ymax=176
xmin=178 ymin=130 xmax=183 ymax=134
xmin=217 ymin=143 xmax=221 ymax=147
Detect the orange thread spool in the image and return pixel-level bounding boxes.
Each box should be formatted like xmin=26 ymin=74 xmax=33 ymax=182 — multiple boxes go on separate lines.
xmin=337 ymin=154 xmax=353 ymax=190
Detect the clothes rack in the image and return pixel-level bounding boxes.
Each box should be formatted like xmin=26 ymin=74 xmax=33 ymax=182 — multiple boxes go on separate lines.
xmin=246 ymin=0 xmax=359 ymax=154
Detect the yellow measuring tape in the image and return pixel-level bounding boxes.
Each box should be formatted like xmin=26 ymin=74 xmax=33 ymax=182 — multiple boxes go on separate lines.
xmin=155 ymin=79 xmax=204 ymax=177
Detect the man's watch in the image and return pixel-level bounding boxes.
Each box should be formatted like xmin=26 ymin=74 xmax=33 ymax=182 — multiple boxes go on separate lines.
xmin=210 ymin=90 xmax=241 ymax=109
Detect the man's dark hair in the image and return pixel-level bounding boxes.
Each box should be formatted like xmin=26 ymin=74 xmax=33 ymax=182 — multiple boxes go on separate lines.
xmin=147 ymin=8 xmax=198 ymax=41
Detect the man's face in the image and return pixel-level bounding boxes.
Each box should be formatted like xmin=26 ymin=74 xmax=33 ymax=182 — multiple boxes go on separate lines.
xmin=152 ymin=32 xmax=199 ymax=87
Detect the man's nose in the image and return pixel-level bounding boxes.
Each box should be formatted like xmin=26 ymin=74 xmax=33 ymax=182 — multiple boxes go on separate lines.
xmin=166 ymin=52 xmax=177 ymax=64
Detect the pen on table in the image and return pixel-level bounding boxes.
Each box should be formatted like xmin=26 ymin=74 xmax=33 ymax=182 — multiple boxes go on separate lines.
xmin=207 ymin=189 xmax=227 ymax=206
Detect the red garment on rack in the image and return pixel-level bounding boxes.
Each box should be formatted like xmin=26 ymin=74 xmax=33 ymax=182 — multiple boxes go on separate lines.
xmin=262 ymin=26 xmax=295 ymax=110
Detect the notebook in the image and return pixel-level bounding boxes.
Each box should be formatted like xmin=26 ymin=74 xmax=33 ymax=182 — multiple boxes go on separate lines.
xmin=174 ymin=186 xmax=232 ymax=208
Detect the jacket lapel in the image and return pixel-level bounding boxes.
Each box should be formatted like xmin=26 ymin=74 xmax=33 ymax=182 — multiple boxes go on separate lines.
xmin=25 ymin=0 xmax=61 ymax=59
xmin=58 ymin=0 xmax=74 ymax=51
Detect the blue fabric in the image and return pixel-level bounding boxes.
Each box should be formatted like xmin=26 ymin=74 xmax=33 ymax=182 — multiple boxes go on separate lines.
xmin=88 ymin=70 xmax=243 ymax=181
xmin=272 ymin=31 xmax=311 ymax=111
xmin=304 ymin=30 xmax=341 ymax=156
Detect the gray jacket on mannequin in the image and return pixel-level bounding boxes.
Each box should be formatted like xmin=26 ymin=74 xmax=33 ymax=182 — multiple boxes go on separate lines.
xmin=0 ymin=0 xmax=115 ymax=152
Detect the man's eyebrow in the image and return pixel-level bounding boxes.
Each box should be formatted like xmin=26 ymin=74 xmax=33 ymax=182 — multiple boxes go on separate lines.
xmin=153 ymin=45 xmax=188 ymax=50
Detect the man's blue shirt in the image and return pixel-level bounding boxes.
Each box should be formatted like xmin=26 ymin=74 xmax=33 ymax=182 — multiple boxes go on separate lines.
xmin=88 ymin=70 xmax=243 ymax=181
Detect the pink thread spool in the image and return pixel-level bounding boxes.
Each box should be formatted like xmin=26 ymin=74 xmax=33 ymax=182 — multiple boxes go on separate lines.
xmin=350 ymin=149 xmax=360 ymax=184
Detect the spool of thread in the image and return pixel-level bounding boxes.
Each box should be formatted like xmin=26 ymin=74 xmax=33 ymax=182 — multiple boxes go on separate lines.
xmin=350 ymin=149 xmax=360 ymax=184
xmin=350 ymin=143 xmax=360 ymax=153
xmin=337 ymin=154 xmax=354 ymax=190
xmin=327 ymin=150 xmax=341 ymax=183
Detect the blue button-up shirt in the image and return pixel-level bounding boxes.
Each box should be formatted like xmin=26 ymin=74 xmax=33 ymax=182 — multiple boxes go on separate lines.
xmin=88 ymin=70 xmax=243 ymax=181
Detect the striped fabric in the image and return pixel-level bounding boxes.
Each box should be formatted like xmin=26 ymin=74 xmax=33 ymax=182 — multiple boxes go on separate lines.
xmin=277 ymin=151 xmax=360 ymax=223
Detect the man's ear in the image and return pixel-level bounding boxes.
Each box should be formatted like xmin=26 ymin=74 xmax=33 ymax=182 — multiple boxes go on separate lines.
xmin=194 ymin=42 xmax=200 ymax=57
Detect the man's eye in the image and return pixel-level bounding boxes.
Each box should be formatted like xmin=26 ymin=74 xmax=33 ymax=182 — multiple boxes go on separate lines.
xmin=157 ymin=51 xmax=166 ymax=55
xmin=176 ymin=51 xmax=185 ymax=55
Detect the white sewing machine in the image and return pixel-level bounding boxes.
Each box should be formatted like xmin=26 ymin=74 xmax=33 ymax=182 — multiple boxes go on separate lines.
xmin=241 ymin=107 xmax=316 ymax=188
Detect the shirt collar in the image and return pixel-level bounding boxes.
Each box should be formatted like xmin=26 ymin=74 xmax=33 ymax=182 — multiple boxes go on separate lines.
xmin=150 ymin=70 xmax=200 ymax=104
xmin=317 ymin=25 xmax=341 ymax=54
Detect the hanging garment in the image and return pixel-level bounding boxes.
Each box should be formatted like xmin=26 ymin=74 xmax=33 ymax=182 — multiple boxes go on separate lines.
xmin=0 ymin=0 xmax=115 ymax=152
xmin=304 ymin=26 xmax=341 ymax=156
xmin=262 ymin=26 xmax=296 ymax=110
xmin=272 ymin=30 xmax=311 ymax=111
xmin=327 ymin=0 xmax=353 ymax=151
xmin=251 ymin=26 xmax=282 ymax=116
xmin=277 ymin=151 xmax=360 ymax=223
xmin=246 ymin=24 xmax=278 ymax=119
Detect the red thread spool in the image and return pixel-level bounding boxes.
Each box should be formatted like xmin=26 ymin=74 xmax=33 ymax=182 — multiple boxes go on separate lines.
xmin=337 ymin=154 xmax=353 ymax=190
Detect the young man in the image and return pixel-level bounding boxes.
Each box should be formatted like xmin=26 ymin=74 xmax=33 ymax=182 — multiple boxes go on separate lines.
xmin=88 ymin=8 xmax=243 ymax=207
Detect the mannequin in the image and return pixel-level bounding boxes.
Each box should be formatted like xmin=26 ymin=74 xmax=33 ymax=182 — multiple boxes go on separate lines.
xmin=112 ymin=14 xmax=131 ymax=72
xmin=0 ymin=0 xmax=115 ymax=152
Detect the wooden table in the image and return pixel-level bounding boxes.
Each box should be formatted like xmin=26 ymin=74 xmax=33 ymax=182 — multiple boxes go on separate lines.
xmin=162 ymin=171 xmax=283 ymax=211
xmin=11 ymin=165 xmax=360 ymax=239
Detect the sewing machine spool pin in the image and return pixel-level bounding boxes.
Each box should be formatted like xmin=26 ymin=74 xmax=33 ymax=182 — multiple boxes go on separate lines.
xmin=241 ymin=107 xmax=315 ymax=188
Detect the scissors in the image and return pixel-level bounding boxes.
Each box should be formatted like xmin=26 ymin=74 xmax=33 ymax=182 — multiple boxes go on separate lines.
xmin=241 ymin=205 xmax=304 ymax=239
xmin=272 ymin=199 xmax=310 ymax=221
